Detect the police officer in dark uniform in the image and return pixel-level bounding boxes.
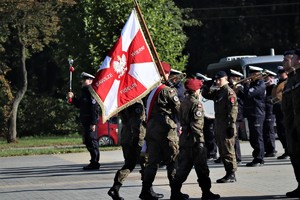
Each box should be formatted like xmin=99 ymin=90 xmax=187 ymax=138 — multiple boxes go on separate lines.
xmin=68 ymin=72 xmax=100 ymax=170
xmin=108 ymin=100 xmax=163 ymax=200
xmin=202 ymin=71 xmax=238 ymax=183
xmin=139 ymin=62 xmax=180 ymax=200
xmin=282 ymin=49 xmax=300 ymax=198
xmin=171 ymin=78 xmax=220 ymax=200
xmin=243 ymin=66 xmax=266 ymax=167
xmin=272 ymin=66 xmax=289 ymax=159
xmin=263 ymin=70 xmax=277 ymax=157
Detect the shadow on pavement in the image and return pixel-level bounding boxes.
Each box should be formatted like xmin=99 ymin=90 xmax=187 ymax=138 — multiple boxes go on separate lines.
xmin=0 ymin=162 xmax=125 ymax=180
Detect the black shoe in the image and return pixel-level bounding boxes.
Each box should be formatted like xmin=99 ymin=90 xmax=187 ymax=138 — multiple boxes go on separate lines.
xmin=202 ymin=191 xmax=220 ymax=200
xmin=150 ymin=187 xmax=164 ymax=199
xmin=216 ymin=173 xmax=236 ymax=183
xmin=264 ymin=152 xmax=276 ymax=157
xmin=214 ymin=157 xmax=222 ymax=163
xmin=286 ymin=188 xmax=300 ymax=198
xmin=170 ymin=192 xmax=189 ymax=200
xmin=83 ymin=163 xmax=100 ymax=170
xmin=277 ymin=153 xmax=289 ymax=160
xmin=108 ymin=187 xmax=124 ymax=200
xmin=246 ymin=160 xmax=264 ymax=167
xmin=139 ymin=190 xmax=159 ymax=200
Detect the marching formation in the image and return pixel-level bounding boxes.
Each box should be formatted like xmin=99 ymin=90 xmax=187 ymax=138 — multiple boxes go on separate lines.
xmin=67 ymin=49 xmax=300 ymax=200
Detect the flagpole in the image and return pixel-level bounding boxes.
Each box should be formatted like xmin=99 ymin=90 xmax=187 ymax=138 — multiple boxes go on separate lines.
xmin=133 ymin=0 xmax=168 ymax=82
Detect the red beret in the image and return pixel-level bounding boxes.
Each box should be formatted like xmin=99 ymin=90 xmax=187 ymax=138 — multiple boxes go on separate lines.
xmin=185 ymin=78 xmax=203 ymax=91
xmin=161 ymin=62 xmax=171 ymax=74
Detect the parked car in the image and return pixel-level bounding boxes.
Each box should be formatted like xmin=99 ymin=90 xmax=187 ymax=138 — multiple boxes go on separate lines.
xmin=97 ymin=116 xmax=119 ymax=146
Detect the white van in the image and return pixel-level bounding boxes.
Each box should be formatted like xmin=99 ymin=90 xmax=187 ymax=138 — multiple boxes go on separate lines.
xmin=206 ymin=53 xmax=283 ymax=77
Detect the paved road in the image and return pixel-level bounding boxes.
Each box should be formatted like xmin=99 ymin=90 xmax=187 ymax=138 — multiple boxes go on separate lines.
xmin=0 ymin=140 xmax=298 ymax=200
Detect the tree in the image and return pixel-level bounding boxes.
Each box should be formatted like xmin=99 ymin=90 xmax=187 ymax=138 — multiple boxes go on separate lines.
xmin=81 ymin=0 xmax=189 ymax=71
xmin=0 ymin=0 xmax=75 ymax=142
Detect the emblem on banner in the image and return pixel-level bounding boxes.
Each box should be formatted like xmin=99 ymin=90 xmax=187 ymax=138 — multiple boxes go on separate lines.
xmin=113 ymin=54 xmax=127 ymax=79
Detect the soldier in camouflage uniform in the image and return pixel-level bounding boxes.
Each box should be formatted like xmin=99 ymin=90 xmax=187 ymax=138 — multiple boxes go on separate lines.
xmin=202 ymin=71 xmax=238 ymax=183
xmin=108 ymin=100 xmax=160 ymax=200
xmin=282 ymin=49 xmax=300 ymax=198
xmin=139 ymin=62 xmax=180 ymax=200
xmin=170 ymin=78 xmax=220 ymax=200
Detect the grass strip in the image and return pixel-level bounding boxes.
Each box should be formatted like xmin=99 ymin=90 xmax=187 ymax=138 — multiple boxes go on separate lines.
xmin=0 ymin=134 xmax=121 ymax=157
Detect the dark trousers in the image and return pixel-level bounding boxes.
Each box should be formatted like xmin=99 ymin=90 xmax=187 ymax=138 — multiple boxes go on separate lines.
xmin=235 ymin=121 xmax=242 ymax=162
xmin=247 ymin=116 xmax=265 ymax=162
xmin=203 ymin=117 xmax=217 ymax=158
xmin=83 ymin=124 xmax=100 ymax=164
xmin=273 ymin=103 xmax=288 ymax=151
xmin=263 ymin=115 xmax=276 ymax=154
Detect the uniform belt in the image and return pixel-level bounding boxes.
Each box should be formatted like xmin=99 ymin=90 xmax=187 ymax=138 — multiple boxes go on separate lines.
xmin=294 ymin=82 xmax=300 ymax=90
xmin=283 ymin=82 xmax=300 ymax=94
xmin=283 ymin=88 xmax=292 ymax=94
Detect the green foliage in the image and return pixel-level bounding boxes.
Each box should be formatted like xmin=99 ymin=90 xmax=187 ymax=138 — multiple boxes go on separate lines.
xmin=82 ymin=0 xmax=188 ymax=71
xmin=0 ymin=74 xmax=13 ymax=136
xmin=17 ymin=91 xmax=79 ymax=137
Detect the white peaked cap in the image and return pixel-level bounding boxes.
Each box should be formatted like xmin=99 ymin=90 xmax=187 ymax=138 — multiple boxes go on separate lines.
xmin=248 ymin=66 xmax=263 ymax=72
xmin=230 ymin=69 xmax=244 ymax=77
xmin=170 ymin=69 xmax=182 ymax=74
xmin=196 ymin=73 xmax=212 ymax=81
xmin=81 ymin=72 xmax=95 ymax=79
xmin=264 ymin=69 xmax=277 ymax=76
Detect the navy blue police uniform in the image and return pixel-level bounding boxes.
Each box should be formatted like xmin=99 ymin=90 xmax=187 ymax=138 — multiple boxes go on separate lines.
xmin=263 ymin=72 xmax=277 ymax=157
xmin=243 ymin=66 xmax=266 ymax=166
xmin=71 ymin=72 xmax=100 ymax=170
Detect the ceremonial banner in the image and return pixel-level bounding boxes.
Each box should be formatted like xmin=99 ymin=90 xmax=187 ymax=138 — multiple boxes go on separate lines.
xmin=89 ymin=9 xmax=161 ymax=122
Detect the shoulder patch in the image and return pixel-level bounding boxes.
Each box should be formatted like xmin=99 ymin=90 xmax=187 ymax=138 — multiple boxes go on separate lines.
xmin=196 ymin=110 xmax=202 ymax=117
xmin=173 ymin=96 xmax=179 ymax=102
xmin=92 ymin=99 xmax=97 ymax=104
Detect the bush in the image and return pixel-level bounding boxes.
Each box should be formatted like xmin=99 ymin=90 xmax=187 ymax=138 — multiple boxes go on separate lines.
xmin=17 ymin=91 xmax=79 ymax=137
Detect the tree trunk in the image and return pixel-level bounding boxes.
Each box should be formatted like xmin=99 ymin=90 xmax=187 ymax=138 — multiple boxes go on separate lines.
xmin=7 ymin=44 xmax=27 ymax=143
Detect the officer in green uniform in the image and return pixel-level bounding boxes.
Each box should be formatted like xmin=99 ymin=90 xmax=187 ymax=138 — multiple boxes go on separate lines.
xmin=202 ymin=71 xmax=238 ymax=183
xmin=282 ymin=49 xmax=300 ymax=198
xmin=171 ymin=78 xmax=220 ymax=200
xmin=139 ymin=62 xmax=180 ymax=200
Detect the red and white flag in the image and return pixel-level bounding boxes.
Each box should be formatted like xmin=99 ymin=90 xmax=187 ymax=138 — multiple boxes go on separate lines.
xmin=89 ymin=9 xmax=161 ymax=122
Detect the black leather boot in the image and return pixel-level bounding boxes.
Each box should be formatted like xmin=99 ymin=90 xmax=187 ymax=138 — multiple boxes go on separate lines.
xmin=216 ymin=172 xmax=236 ymax=183
xmin=150 ymin=187 xmax=164 ymax=199
xmin=170 ymin=182 xmax=189 ymax=200
xmin=108 ymin=183 xmax=124 ymax=200
xmin=139 ymin=185 xmax=158 ymax=200
xmin=202 ymin=190 xmax=220 ymax=200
